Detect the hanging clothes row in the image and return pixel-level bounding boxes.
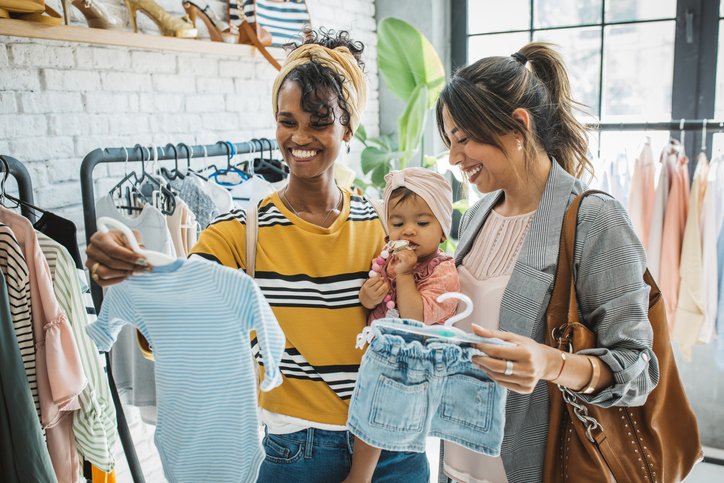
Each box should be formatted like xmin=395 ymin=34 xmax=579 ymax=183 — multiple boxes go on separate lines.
xmin=590 ymin=132 xmax=724 ymax=368
xmin=0 ymin=155 xmax=120 ymax=483
xmin=85 ymin=139 xmax=289 ymax=469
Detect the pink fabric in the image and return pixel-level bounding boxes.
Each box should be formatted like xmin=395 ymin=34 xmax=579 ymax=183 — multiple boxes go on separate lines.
xmin=0 ymin=207 xmax=87 ymax=483
xmin=369 ymin=250 xmax=460 ymax=325
xmin=383 ymin=168 xmax=454 ymax=238
xmin=659 ymin=154 xmax=690 ymax=323
xmin=628 ymin=142 xmax=656 ymax=249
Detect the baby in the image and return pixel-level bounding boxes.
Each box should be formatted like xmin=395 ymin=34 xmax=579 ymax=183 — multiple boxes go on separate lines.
xmin=348 ymin=167 xmax=460 ymax=482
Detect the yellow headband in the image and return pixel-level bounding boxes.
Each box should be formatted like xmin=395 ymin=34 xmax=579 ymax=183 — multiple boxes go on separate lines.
xmin=271 ymin=43 xmax=368 ymax=134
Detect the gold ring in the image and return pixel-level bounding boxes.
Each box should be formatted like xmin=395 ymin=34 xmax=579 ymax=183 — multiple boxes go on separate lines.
xmin=91 ymin=262 xmax=101 ymax=282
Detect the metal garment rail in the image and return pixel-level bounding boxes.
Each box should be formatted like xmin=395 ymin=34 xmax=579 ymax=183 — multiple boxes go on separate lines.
xmin=79 ymin=139 xmax=277 ymax=483
xmin=0 ymin=155 xmax=38 ymax=222
xmin=590 ymin=119 xmax=724 ymax=131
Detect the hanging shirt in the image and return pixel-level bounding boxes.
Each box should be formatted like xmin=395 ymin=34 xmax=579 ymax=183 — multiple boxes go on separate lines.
xmin=0 ymin=223 xmax=39 ymax=420
xmin=34 ymin=211 xmax=84 ymax=270
xmin=96 ymin=194 xmax=177 ymax=410
xmin=627 ymin=142 xmax=656 ymax=249
xmin=229 ymin=175 xmax=276 ymax=209
xmin=87 ymin=258 xmax=285 ymax=483
xmin=599 ymin=154 xmax=630 ymax=208
xmin=38 ymin=233 xmax=118 ymax=473
xmin=0 ymin=206 xmax=87 ymax=483
xmin=673 ymin=154 xmax=710 ymax=360
xmin=699 ymin=157 xmax=724 ymax=343
xmin=647 ymin=142 xmax=677 ymax=281
xmin=191 ymin=191 xmax=385 ymax=426
xmin=0 ymin=271 xmax=56 ymax=483
xmin=171 ymin=175 xmax=219 ymax=231
xmin=659 ymin=153 xmax=689 ymax=322
xmin=716 ymin=223 xmax=724 ymax=371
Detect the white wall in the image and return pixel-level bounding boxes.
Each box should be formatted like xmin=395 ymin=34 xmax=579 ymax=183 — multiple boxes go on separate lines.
xmin=0 ymin=1 xmax=377 ymax=480
xmin=0 ymin=0 xmax=379 ymax=245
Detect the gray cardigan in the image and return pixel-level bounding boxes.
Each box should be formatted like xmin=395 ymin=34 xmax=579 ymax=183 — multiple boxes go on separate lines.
xmin=455 ymin=161 xmax=659 ymax=483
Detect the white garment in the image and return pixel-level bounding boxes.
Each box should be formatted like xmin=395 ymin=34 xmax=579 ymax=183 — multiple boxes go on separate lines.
xmin=599 ymin=154 xmax=630 ymax=208
xmin=261 ymin=409 xmax=347 ymax=434
xmin=230 ymin=176 xmax=276 ymax=209
xmin=699 ymin=157 xmax=724 ymax=343
xmin=203 ymin=178 xmax=234 ymax=213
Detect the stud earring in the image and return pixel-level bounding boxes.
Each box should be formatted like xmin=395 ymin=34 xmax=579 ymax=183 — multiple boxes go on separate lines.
xmin=517 ymin=141 xmax=523 ymax=151
xmin=345 ymin=142 xmax=351 ymax=154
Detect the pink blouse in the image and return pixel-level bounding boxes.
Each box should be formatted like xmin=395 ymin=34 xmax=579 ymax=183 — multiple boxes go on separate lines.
xmin=0 ymin=207 xmax=87 ymax=483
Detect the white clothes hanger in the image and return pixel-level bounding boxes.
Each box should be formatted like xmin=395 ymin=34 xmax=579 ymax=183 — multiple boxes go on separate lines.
xmin=356 ymin=292 xmax=500 ymax=349
xmin=97 ymin=216 xmax=176 ymax=266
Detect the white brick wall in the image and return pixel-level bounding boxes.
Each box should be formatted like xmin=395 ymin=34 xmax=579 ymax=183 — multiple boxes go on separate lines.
xmin=0 ymin=1 xmax=377 ymax=481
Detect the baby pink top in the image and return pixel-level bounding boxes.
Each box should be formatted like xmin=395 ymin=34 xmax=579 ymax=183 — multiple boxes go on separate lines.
xmin=369 ymin=249 xmax=460 ymax=325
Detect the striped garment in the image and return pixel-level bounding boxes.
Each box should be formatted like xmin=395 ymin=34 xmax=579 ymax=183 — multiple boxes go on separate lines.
xmin=231 ymin=0 xmax=311 ymax=46
xmin=0 ymin=224 xmax=40 ymax=422
xmin=37 ymin=232 xmax=118 ymax=472
xmin=191 ymin=190 xmax=385 ymax=425
xmin=87 ymin=258 xmax=285 ymax=483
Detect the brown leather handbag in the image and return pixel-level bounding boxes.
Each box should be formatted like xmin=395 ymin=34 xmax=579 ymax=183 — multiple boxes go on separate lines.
xmin=543 ymin=191 xmax=703 ymax=483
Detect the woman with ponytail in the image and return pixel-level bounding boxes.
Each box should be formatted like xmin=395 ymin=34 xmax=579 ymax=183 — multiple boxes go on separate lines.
xmin=436 ymin=43 xmax=659 ymax=482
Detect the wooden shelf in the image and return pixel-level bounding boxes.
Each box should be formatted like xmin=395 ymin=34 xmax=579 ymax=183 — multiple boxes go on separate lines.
xmin=0 ymin=18 xmax=285 ymax=59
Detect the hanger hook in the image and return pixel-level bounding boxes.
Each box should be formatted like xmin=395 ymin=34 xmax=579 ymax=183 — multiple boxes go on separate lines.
xmin=0 ymin=156 xmax=9 ymax=204
xmin=218 ymin=141 xmax=231 ymax=169
xmin=679 ymin=119 xmax=685 ymax=150
xmin=701 ymin=119 xmax=708 ymax=151
xmin=202 ymin=144 xmax=209 ymax=167
xmin=179 ymin=143 xmax=193 ymax=170
xmin=122 ymin=146 xmax=130 ymax=177
xmin=166 ymin=143 xmax=179 ymax=171
xmin=437 ymin=292 xmax=474 ymax=327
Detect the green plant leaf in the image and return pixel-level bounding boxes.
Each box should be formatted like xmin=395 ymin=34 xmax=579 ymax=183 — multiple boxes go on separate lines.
xmin=356 ymin=124 xmax=367 ymax=143
xmin=398 ymin=84 xmax=428 ymax=156
xmin=440 ymin=238 xmax=457 ymax=255
xmin=378 ymin=17 xmax=445 ymax=105
xmin=353 ymin=177 xmax=370 ymax=190
xmin=452 ymin=199 xmax=469 ymax=214
xmin=371 ymin=162 xmax=391 ymax=187
xmin=422 ymin=155 xmax=437 ymax=169
xmin=360 ymin=146 xmax=391 ymax=174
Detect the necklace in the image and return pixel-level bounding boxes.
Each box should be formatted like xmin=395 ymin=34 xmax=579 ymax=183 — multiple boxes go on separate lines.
xmin=281 ymin=186 xmax=343 ymax=226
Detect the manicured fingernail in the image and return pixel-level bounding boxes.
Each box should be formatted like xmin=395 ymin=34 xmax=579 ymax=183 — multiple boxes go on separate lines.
xmin=135 ymin=259 xmax=147 ymax=266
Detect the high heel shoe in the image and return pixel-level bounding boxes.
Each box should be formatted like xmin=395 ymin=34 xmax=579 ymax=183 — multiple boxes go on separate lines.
xmin=182 ymin=1 xmax=236 ymax=43
xmin=60 ymin=0 xmax=123 ymax=30
xmin=123 ymin=0 xmax=198 ymax=39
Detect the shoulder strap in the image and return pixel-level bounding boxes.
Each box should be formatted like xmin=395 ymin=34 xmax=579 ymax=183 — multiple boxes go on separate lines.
xmin=368 ymin=197 xmax=388 ymax=235
xmin=245 ymin=206 xmax=257 ymax=277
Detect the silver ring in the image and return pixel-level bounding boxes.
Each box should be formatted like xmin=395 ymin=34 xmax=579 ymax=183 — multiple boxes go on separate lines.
xmin=504 ymin=360 xmax=514 ymax=376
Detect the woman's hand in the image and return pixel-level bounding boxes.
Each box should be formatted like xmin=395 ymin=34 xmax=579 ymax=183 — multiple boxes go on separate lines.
xmin=85 ymin=229 xmax=150 ymax=287
xmin=359 ymin=277 xmax=389 ymax=309
xmin=471 ymin=324 xmax=560 ymax=394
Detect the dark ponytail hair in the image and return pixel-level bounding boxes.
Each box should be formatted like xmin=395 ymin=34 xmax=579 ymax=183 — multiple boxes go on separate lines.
xmin=436 ymin=42 xmax=592 ymax=178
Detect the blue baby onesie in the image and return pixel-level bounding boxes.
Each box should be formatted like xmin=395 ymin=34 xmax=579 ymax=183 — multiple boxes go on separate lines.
xmin=87 ymin=258 xmax=285 ymax=483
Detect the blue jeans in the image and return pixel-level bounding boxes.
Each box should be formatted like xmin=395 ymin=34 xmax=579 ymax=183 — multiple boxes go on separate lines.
xmin=348 ymin=320 xmax=508 ymax=456
xmin=255 ymin=428 xmax=429 ymax=482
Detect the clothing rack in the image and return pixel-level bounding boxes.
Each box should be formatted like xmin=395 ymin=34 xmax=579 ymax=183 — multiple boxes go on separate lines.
xmin=591 ymin=119 xmax=724 ymax=131
xmin=0 ymin=155 xmax=39 ymax=222
xmin=79 ymin=139 xmax=278 ymax=483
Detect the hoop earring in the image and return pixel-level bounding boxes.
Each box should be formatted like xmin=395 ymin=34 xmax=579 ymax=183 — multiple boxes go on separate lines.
xmin=345 ymin=142 xmax=351 ymax=154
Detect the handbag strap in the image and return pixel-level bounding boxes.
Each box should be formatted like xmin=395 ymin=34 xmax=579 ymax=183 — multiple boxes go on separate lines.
xmin=245 ymin=205 xmax=258 ymax=277
xmin=546 ymin=189 xmax=609 ymax=346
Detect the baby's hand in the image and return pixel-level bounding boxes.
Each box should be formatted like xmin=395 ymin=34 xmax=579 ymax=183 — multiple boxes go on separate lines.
xmin=387 ymin=248 xmax=417 ymax=277
xmin=360 ymin=277 xmax=389 ymax=309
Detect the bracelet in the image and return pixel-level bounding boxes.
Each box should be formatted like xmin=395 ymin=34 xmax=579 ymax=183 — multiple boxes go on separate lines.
xmin=582 ymin=357 xmax=600 ymax=394
xmin=550 ymin=352 xmax=567 ymax=382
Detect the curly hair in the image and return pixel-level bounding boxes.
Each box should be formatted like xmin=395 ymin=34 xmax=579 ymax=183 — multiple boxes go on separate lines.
xmin=281 ymin=27 xmax=365 ymax=129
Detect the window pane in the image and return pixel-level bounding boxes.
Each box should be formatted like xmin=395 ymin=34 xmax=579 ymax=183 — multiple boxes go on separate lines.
xmin=468 ymin=0 xmax=530 ymax=34
xmin=601 ymin=22 xmax=675 ymax=121
xmin=605 ymin=0 xmax=676 ymax=22
xmin=533 ymin=0 xmax=602 ymax=28
xmin=468 ymin=32 xmax=530 ymax=63
xmin=533 ymin=28 xmax=601 ymax=116
xmin=716 ymin=20 xmax=724 ymax=118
